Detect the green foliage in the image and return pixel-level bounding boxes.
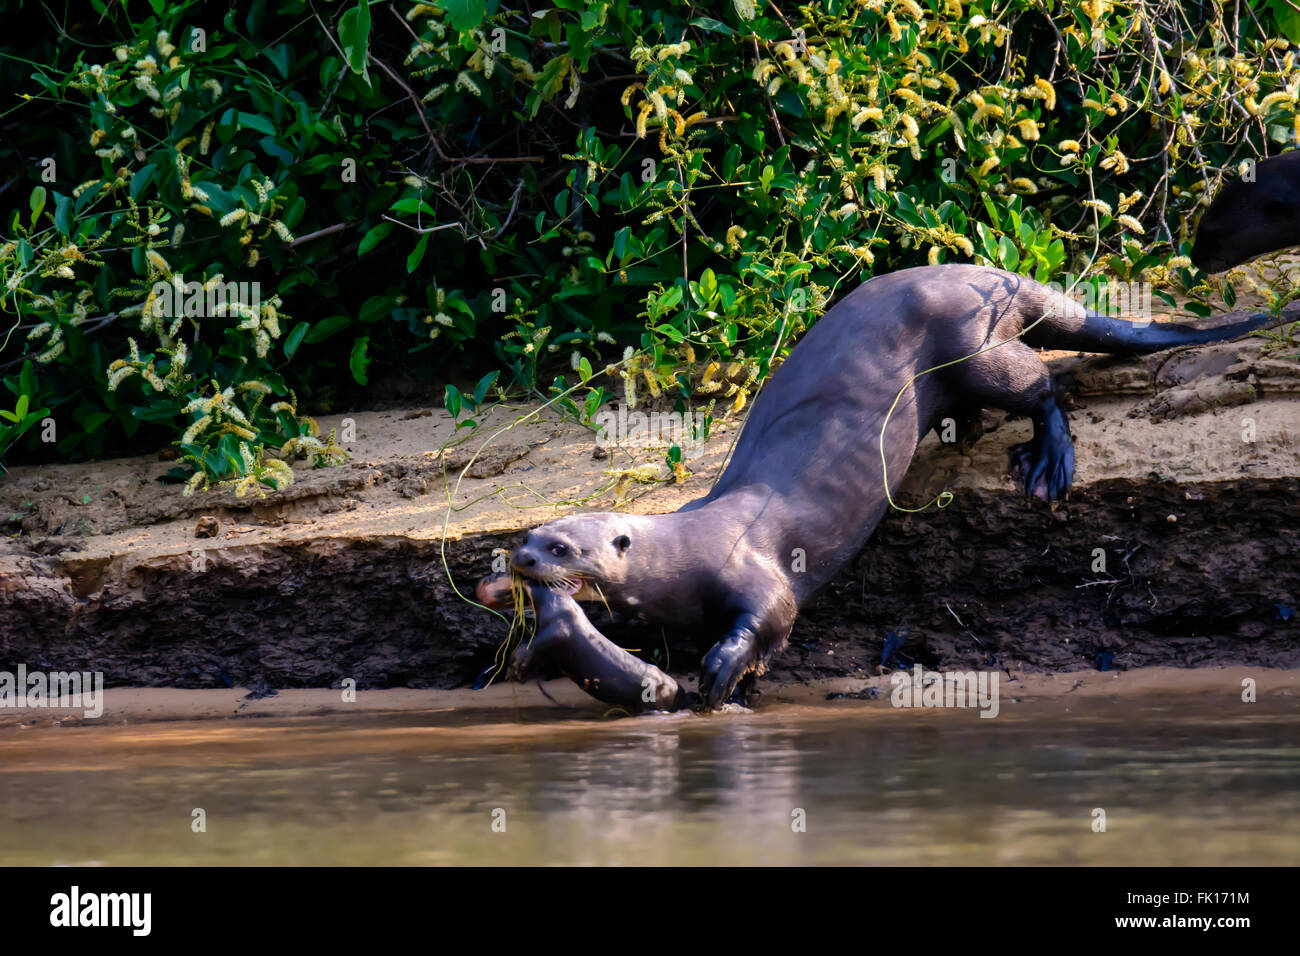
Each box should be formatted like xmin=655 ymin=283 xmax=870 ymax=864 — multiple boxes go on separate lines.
xmin=0 ymin=362 xmax=50 ymax=470
xmin=2 ymin=0 xmax=1299 ymax=474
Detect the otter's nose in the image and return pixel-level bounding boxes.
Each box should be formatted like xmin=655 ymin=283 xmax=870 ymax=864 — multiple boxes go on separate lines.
xmin=512 ymin=547 xmax=536 ymax=569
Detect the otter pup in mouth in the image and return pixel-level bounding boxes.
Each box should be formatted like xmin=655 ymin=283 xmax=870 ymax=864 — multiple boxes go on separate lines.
xmin=476 ymin=573 xmax=685 ymax=712
xmin=498 ymin=264 xmax=1289 ymax=710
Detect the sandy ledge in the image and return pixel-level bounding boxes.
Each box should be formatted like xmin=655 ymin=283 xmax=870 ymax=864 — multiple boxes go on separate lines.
xmin=0 ymin=665 xmax=1292 ymax=729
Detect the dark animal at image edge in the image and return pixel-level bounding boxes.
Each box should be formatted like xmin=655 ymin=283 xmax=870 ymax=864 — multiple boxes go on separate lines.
xmin=1190 ymin=151 xmax=1300 ymax=273
xmin=489 ymin=154 xmax=1300 ymax=711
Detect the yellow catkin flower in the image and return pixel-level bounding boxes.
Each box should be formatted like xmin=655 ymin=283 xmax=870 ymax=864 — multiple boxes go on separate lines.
xmin=1058 ymin=139 xmax=1082 ymax=152
xmin=1035 ymin=77 xmax=1057 ymax=110
xmin=978 ymin=156 xmax=999 ymax=176
xmin=636 ymin=101 xmax=653 ymax=138
xmin=1258 ymin=91 xmax=1293 ymax=113
xmin=1100 ymin=151 xmax=1129 ymax=174
xmin=648 ymin=88 xmax=667 ymax=120
xmin=726 ymin=225 xmax=747 ymax=251
xmin=851 ymin=106 xmax=884 ymax=129
xmin=1011 ymin=177 xmax=1038 ymax=193
xmin=1116 ymin=214 xmax=1144 ymax=233
xmin=928 ymin=245 xmax=941 ymax=265
xmin=145 ymin=250 xmax=172 ymax=276
xmin=1017 ymin=118 xmax=1040 ymax=140
xmin=1083 ymin=198 xmax=1114 ymax=216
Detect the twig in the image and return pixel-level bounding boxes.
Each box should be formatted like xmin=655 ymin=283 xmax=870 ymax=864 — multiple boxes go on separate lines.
xmin=288 ymin=222 xmax=348 ymax=248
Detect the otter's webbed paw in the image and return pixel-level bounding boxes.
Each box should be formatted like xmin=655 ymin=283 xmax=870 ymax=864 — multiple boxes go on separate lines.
xmin=699 ymin=631 xmax=757 ymax=710
xmin=1008 ymin=399 xmax=1074 ymax=502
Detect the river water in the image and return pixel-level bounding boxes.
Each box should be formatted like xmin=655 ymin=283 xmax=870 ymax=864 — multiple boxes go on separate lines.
xmin=1 ymin=695 xmax=1295 ymax=865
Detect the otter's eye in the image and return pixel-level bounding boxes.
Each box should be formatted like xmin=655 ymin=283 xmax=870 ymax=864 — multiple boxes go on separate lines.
xmin=549 ymin=543 xmax=569 ymax=557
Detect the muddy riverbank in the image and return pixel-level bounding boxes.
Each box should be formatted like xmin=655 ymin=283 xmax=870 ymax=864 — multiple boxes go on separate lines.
xmin=2 ymin=332 xmax=1298 ymax=693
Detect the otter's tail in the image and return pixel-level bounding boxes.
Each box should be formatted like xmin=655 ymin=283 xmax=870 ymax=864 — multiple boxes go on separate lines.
xmin=1024 ymin=304 xmax=1294 ymax=355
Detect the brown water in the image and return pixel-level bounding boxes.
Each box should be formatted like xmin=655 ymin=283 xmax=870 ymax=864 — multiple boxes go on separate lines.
xmin=1 ymin=696 xmax=1296 ymax=865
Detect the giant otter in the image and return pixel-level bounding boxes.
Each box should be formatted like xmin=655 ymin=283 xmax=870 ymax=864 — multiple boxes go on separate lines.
xmin=1191 ymin=150 xmax=1300 ymax=272
xmin=502 ymin=264 xmax=1287 ymax=709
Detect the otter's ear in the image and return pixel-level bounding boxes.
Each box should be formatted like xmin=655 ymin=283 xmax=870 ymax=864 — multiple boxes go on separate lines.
xmin=613 ymin=534 xmax=631 ymax=555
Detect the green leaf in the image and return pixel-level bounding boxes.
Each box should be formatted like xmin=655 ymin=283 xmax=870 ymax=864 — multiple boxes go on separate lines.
xmin=444 ymin=383 xmax=463 ymax=418
xmin=82 ymin=411 xmax=112 ymax=434
xmin=997 ymin=235 xmax=1020 ymax=272
xmin=472 ymin=370 xmax=499 ymax=406
xmin=358 ymin=221 xmax=393 ymax=255
xmin=284 ymin=321 xmax=310 ymax=357
xmin=407 ymin=234 xmax=429 ymax=273
xmin=338 ymin=0 xmax=372 ymax=84
xmin=349 ymin=336 xmax=370 ymax=385
xmin=690 ymin=16 xmax=734 ymax=35
xmin=1269 ymin=0 xmax=1300 ymax=43
xmin=360 ymin=295 xmax=397 ymax=323
xmin=445 ymin=0 xmax=487 ymax=32
xmin=130 ymin=165 xmax=157 ymax=201
xmin=54 ymin=194 xmax=72 ymax=236
xmin=29 ymin=186 xmax=46 ymax=224
xmin=303 ymin=315 xmax=351 ymax=343
xmin=237 ymin=111 xmax=275 ymax=136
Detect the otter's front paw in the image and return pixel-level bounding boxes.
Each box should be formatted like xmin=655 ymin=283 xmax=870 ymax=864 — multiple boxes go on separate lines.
xmin=699 ymin=635 xmax=755 ymax=710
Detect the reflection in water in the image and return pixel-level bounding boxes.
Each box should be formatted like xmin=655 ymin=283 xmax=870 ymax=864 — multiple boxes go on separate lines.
xmin=0 ymin=697 xmax=1296 ymax=865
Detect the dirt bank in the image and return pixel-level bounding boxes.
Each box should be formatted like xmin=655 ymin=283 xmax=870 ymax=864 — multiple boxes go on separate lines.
xmin=2 ymin=308 xmax=1299 ymax=695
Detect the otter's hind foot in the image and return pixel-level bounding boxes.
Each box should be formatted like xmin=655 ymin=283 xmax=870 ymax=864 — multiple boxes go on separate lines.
xmin=1008 ymin=398 xmax=1075 ymax=502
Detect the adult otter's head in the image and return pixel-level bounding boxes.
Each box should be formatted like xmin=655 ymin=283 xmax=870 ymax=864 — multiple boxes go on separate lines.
xmin=1191 ymin=152 xmax=1300 ymax=273
xmin=510 ymin=513 xmax=637 ymax=598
